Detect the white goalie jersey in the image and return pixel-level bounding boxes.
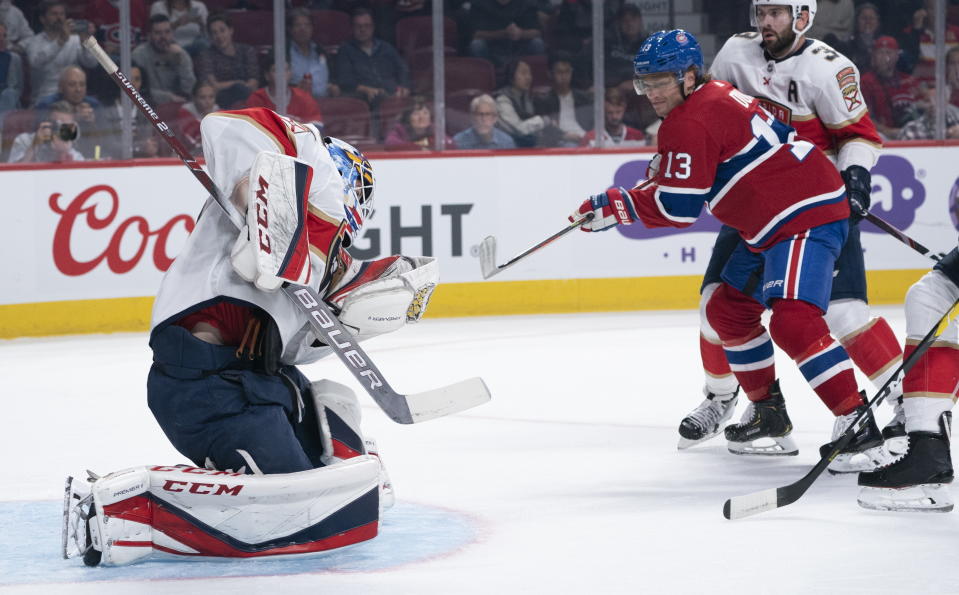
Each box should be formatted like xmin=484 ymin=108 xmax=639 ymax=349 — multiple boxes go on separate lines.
xmin=710 ymin=33 xmax=882 ymax=171
xmin=151 ymin=108 xmax=437 ymax=365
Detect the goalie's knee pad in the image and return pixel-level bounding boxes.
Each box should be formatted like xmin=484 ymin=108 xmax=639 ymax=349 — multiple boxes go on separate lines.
xmin=63 ymin=460 xmax=380 ymax=566
xmin=310 ymin=379 xmax=394 ymax=510
xmin=311 ymin=379 xmax=365 ymax=465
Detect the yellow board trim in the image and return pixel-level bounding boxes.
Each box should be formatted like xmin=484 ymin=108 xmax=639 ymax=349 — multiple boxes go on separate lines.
xmin=0 ymin=269 xmax=930 ymax=339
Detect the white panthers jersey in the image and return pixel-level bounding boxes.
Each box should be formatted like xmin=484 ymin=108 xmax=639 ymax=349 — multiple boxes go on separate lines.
xmin=710 ymin=33 xmax=882 ymax=171
xmin=151 ymin=108 xmax=349 ymax=365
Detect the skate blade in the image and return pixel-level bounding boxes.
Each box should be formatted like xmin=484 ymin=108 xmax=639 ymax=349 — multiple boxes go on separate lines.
xmin=677 ymin=430 xmax=722 ymax=450
xmin=858 ymin=484 xmax=954 ymax=513
xmin=828 ymin=445 xmax=893 ymax=474
xmin=727 ymin=434 xmax=798 ymax=456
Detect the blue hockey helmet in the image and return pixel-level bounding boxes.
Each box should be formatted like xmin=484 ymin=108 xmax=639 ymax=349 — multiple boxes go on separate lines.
xmin=632 ymin=29 xmax=705 ymax=96
xmin=324 ymin=136 xmax=375 ymax=246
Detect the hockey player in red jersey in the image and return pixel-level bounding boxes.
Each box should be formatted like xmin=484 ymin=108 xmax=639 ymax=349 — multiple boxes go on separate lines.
xmin=676 ymin=1 xmax=902 ymax=471
xmin=62 ymin=108 xmax=440 ymax=566
xmin=571 ymin=29 xmax=884 ymax=462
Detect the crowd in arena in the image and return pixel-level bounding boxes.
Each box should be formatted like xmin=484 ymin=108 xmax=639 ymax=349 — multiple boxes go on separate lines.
xmin=0 ymin=0 xmax=956 ymax=163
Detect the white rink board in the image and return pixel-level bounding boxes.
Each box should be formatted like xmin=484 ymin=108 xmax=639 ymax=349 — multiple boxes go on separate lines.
xmin=1 ymin=146 xmax=957 ymax=306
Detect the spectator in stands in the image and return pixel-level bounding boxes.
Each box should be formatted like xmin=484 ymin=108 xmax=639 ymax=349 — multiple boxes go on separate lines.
xmin=8 ymin=100 xmax=84 ymax=163
xmin=36 ymin=65 xmax=101 ymax=110
xmin=808 ymin=0 xmax=855 ymax=45
xmin=0 ymin=0 xmax=33 ymax=51
xmin=897 ymin=82 xmax=959 ymax=140
xmin=495 ymin=58 xmax=548 ymax=147
xmin=177 ymin=80 xmax=216 ymax=154
xmin=468 ymin=0 xmax=544 ymax=69
xmin=195 ymin=13 xmax=259 ymax=109
xmin=900 ymin=0 xmax=959 ymax=82
xmin=133 ymin=14 xmax=196 ymax=104
xmin=861 ymin=36 xmax=921 ymax=139
xmin=533 ymin=53 xmax=592 ymax=147
xmin=580 ymin=87 xmax=645 ymax=147
xmin=22 ymin=1 xmax=98 ymax=104
xmin=287 ymin=8 xmax=337 ymax=99
xmin=0 ymin=21 xmax=23 ymax=114
xmin=604 ymin=4 xmax=646 ymax=89
xmin=551 ymin=0 xmax=591 ymax=54
xmin=84 ymin=0 xmax=150 ymax=57
xmin=838 ymin=2 xmax=882 ymax=73
xmin=98 ymin=63 xmax=163 ymax=158
xmin=150 ymin=0 xmax=209 ymax=56
xmin=336 ymin=8 xmax=410 ymax=105
xmin=384 ymin=95 xmax=452 ymax=149
xmin=72 ymin=98 xmax=109 ymax=160
xmin=947 ymin=45 xmax=959 ymax=108
xmin=453 ymin=93 xmax=516 ymax=150
xmin=246 ymin=53 xmax=323 ymax=125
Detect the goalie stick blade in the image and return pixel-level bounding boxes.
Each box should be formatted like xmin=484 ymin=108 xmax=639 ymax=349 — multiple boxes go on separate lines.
xmin=478 ymin=236 xmax=500 ymax=279
xmin=723 ymin=487 xmax=780 ymax=520
xmin=61 ymin=476 xmax=73 ymax=559
xmin=405 ymin=377 xmax=491 ymax=423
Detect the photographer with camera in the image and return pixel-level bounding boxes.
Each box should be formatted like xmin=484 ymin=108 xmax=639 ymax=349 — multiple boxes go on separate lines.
xmin=8 ymin=100 xmax=83 ymax=163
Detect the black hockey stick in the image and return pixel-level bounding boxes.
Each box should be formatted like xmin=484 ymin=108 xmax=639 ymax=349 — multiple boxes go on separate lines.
xmin=83 ymin=38 xmax=490 ymax=424
xmin=479 ymin=179 xmax=654 ymax=279
xmin=724 ymin=296 xmax=959 ymax=520
xmin=861 ymin=212 xmax=942 ymax=262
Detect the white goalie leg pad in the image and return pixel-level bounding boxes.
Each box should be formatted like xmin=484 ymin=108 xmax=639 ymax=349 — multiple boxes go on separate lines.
xmin=329 ymin=256 xmax=439 ymax=340
xmin=230 ymin=151 xmax=317 ymax=292
xmin=76 ymin=460 xmax=380 ymax=566
xmin=311 ymin=379 xmax=394 ymax=510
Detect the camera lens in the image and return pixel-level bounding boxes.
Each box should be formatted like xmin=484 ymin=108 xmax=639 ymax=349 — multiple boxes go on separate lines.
xmin=57 ymin=122 xmax=78 ymax=142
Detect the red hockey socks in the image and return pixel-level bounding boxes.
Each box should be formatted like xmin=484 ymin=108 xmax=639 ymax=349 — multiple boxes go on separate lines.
xmin=903 ymin=342 xmax=959 ymax=399
xmin=840 ymin=317 xmax=903 ymax=388
xmin=769 ymin=299 xmax=862 ymax=416
xmin=706 ymin=284 xmax=775 ymax=402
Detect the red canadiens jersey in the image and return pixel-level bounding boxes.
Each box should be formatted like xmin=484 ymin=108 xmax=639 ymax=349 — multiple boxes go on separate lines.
xmin=630 ymin=81 xmax=848 ymax=252
xmin=710 ymin=33 xmax=881 ymax=170
xmin=861 ymin=70 xmax=921 ymax=128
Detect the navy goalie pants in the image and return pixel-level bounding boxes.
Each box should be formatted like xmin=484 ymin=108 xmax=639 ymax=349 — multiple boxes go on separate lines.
xmin=147 ymin=324 xmax=325 ymax=474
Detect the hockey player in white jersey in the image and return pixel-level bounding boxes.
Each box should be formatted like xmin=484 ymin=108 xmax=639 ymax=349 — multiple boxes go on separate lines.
xmin=858 ymin=248 xmax=959 ymax=512
xmin=62 ymin=107 xmax=439 ymax=566
xmin=678 ymin=0 xmax=901 ymax=473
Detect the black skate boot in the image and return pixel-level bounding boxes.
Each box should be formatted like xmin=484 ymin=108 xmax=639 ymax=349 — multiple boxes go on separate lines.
xmin=858 ymin=412 xmax=954 ymax=512
xmin=724 ymin=380 xmax=798 ymax=456
xmin=820 ymin=394 xmax=887 ymax=474
xmin=678 ymin=386 xmax=739 ymax=450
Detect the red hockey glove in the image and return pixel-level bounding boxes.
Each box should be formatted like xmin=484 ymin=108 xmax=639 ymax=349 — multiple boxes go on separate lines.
xmin=569 ymin=187 xmax=637 ymax=232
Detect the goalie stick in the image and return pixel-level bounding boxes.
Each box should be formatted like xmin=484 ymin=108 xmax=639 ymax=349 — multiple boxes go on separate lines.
xmin=83 ymin=37 xmax=490 ymax=424
xmin=724 ymin=297 xmax=959 ymax=520
xmin=479 ymin=179 xmax=655 ymax=279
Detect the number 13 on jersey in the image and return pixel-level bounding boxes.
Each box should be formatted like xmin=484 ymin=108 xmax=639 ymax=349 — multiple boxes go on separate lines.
xmin=662 ymin=151 xmax=692 ymax=179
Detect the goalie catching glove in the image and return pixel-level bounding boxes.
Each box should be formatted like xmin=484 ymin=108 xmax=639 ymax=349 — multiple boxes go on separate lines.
xmin=231 ymin=151 xmax=317 ymax=292
xmin=570 ymin=187 xmax=638 ymax=232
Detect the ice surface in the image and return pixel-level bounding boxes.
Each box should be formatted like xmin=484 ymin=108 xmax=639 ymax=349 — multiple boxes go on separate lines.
xmin=3 ymin=308 xmax=959 ymax=595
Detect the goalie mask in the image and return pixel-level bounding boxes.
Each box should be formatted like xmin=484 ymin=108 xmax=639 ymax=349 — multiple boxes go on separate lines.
xmin=750 ymin=0 xmax=817 ymax=36
xmin=325 ymin=137 xmax=375 ymax=247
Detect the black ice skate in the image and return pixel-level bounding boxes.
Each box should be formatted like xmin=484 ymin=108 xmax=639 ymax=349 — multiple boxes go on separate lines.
xmin=820 ymin=396 xmax=887 ymax=474
xmin=724 ymin=380 xmax=798 ymax=456
xmin=858 ymin=412 xmax=954 ymax=513
xmin=677 ymin=387 xmax=739 ymax=449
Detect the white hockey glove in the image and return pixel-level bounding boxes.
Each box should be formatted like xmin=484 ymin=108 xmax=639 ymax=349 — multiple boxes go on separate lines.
xmin=326 ymin=255 xmax=438 ymax=341
xmin=645 ymin=153 xmax=661 ymax=180
xmin=231 ymin=151 xmax=316 ymax=292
